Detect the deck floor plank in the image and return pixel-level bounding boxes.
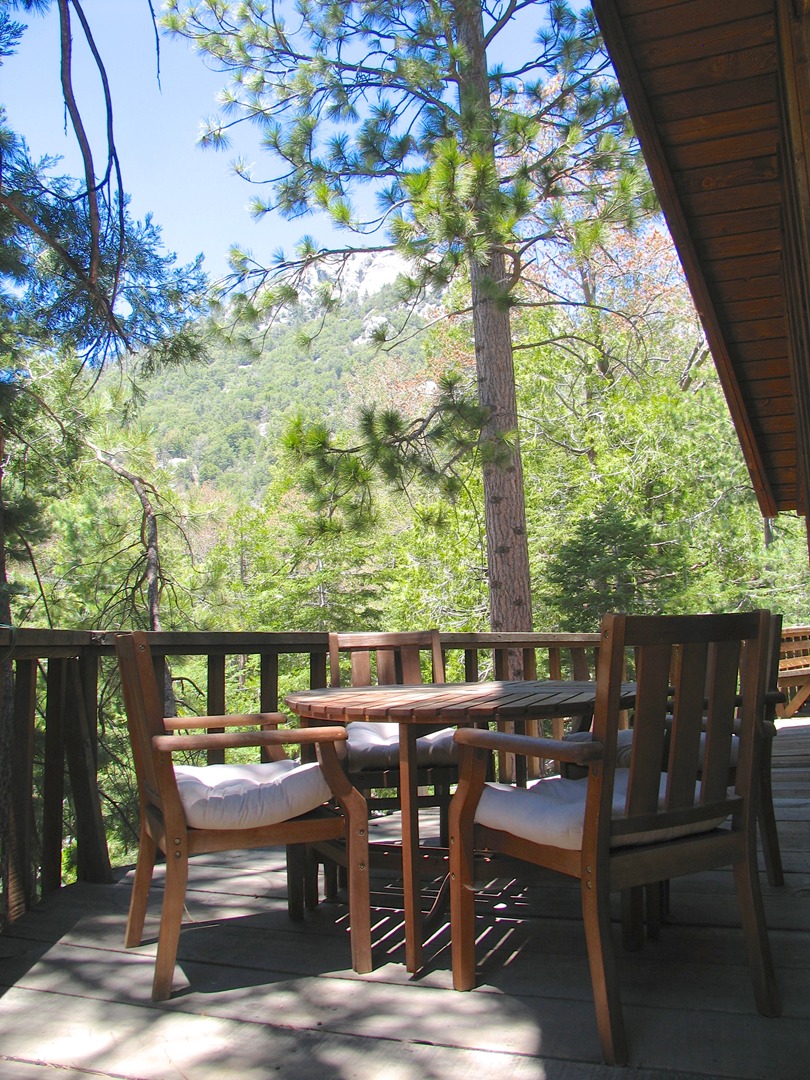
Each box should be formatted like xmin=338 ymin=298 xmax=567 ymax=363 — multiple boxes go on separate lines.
xmin=1 ymin=719 xmax=808 ymax=1078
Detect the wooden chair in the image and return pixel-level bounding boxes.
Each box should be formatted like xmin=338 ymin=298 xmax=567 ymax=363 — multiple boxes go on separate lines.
xmin=449 ymin=611 xmax=780 ymax=1065
xmin=329 ymin=630 xmax=457 ymax=839
xmin=116 ymin=631 xmax=371 ymax=1000
xmin=564 ymin=613 xmax=785 ymax=895
xmin=664 ymin=613 xmax=784 ymax=887
xmin=625 ymin=612 xmax=785 ymax=946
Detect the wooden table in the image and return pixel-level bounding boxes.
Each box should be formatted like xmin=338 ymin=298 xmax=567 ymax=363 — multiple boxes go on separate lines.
xmin=286 ymin=679 xmax=619 ymax=972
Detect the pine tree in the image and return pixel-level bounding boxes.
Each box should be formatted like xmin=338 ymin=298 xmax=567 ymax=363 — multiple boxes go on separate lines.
xmin=165 ymin=0 xmax=640 ymax=632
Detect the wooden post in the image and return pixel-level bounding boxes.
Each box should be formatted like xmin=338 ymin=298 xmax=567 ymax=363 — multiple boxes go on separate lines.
xmin=42 ymin=658 xmax=68 ymax=894
xmin=310 ymin=649 xmax=327 ymax=689
xmin=64 ymin=659 xmax=111 ymax=883
xmin=464 ymin=648 xmax=478 ymax=682
xmin=260 ymin=651 xmax=280 ymax=763
xmin=206 ymin=654 xmax=226 ymax=765
xmin=5 ymin=658 xmax=37 ymax=921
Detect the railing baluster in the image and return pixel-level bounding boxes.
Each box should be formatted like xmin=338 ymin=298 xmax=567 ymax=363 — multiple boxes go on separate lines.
xmin=42 ymin=658 xmax=68 ymax=895
xmin=8 ymin=658 xmax=37 ymax=921
xmin=206 ymin=654 xmax=227 ymax=765
xmin=310 ymin=649 xmax=327 ymax=689
xmin=464 ymin=648 xmax=478 ymax=682
xmin=64 ymin=660 xmax=112 ymax=884
xmin=260 ymin=651 xmax=280 ymax=764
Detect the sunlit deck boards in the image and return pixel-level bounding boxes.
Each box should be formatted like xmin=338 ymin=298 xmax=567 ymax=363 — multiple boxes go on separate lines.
xmin=1 ymin=720 xmax=808 ymax=1079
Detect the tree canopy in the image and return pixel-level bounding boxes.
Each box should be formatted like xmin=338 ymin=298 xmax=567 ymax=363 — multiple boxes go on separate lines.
xmin=0 ymin=0 xmax=214 ymax=625
xmin=164 ymin=0 xmax=650 ymax=635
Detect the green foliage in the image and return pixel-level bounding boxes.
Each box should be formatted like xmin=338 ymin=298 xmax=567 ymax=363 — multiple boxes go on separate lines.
xmin=0 ymin=357 xmax=90 ymax=622
xmin=164 ymin=1 xmax=639 ymax=328
xmin=0 ymin=111 xmax=209 ymax=370
xmin=164 ymin=0 xmax=657 ymax=630
xmin=510 ymin=214 xmax=802 ymax=629
xmin=0 ymin=8 xmax=211 ymax=629
xmin=134 ymin=282 xmax=428 ymax=498
xmin=282 ymin=368 xmax=488 ymax=527
xmin=541 ymin=502 xmax=687 ymax=629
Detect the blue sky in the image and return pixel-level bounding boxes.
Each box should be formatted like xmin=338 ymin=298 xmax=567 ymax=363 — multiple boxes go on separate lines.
xmin=3 ymin=1 xmax=563 ymax=283
xmin=3 ymin=0 xmax=326 ymax=280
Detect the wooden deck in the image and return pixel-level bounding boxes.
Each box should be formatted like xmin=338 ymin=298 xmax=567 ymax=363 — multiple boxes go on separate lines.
xmin=1 ymin=720 xmax=808 ymax=1079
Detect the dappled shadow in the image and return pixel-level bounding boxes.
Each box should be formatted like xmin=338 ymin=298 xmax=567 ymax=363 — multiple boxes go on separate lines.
xmin=0 ymin=870 xmax=133 ymax=1003
xmin=2 ymin=768 xmax=809 ymax=1080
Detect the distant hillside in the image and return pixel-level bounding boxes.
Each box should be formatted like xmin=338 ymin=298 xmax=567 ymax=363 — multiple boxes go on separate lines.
xmin=138 ymin=258 xmax=443 ymax=497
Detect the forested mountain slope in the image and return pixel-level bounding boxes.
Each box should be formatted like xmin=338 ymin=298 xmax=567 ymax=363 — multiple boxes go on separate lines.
xmin=138 ymin=277 xmax=431 ymax=497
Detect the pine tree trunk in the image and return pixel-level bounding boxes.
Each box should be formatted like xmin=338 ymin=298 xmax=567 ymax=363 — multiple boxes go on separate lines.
xmin=455 ymin=1 xmax=533 ymax=633
xmin=471 ymin=255 xmax=532 ymax=631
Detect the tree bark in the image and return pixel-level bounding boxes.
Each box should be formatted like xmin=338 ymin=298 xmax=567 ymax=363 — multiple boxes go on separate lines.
xmin=471 ymin=254 xmax=533 ymax=631
xmin=455 ymin=1 xmax=533 ymax=633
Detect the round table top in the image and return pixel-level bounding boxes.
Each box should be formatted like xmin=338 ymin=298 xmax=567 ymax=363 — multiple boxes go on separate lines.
xmin=285 ymin=679 xmax=611 ymax=723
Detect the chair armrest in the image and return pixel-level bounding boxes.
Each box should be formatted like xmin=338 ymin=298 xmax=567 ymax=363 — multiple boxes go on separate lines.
xmin=161 ymin=712 xmax=286 ymax=731
xmin=454 ymin=725 xmax=604 ymax=765
xmin=153 ymin=726 xmax=348 ymax=753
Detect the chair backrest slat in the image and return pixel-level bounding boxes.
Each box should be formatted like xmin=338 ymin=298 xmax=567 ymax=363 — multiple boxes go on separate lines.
xmin=666 ymin=641 xmax=710 ymax=810
xmin=329 ymin=630 xmax=445 ymax=688
xmin=594 ymin=611 xmax=769 ymax=848
xmin=349 ymin=650 xmax=373 ymax=686
xmin=625 ymin=642 xmax=671 ymax=816
xmin=766 ymin=614 xmax=783 ymax=698
xmin=699 ymin=639 xmax=742 ymax=802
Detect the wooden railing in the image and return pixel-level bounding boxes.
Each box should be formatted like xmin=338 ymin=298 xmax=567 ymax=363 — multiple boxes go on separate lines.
xmin=0 ymin=627 xmax=600 ymax=928
xmin=440 ymin=631 xmax=600 ymax=685
xmin=777 ymin=625 xmax=810 ymax=717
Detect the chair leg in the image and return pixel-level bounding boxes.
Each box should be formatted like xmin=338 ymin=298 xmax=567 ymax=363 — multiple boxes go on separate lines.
xmin=125 ymin=827 xmax=157 ymax=948
xmin=152 ymin=848 xmax=188 ymax=1002
xmin=304 ymin=846 xmax=322 ymax=910
xmin=449 ymin=813 xmax=477 ymax=992
xmin=660 ymin=877 xmax=670 ymax=918
xmin=286 ymin=843 xmax=306 ymax=921
xmin=758 ymin=737 xmax=784 ymax=886
xmin=620 ymin=887 xmax=644 ymax=951
xmin=581 ymin=875 xmax=628 ymax=1066
xmin=345 ymin=807 xmax=372 ymax=974
xmin=733 ymin=852 xmax=781 ymax=1018
xmin=644 ymin=882 xmax=662 ymax=940
xmin=437 ymin=784 xmax=451 ymax=848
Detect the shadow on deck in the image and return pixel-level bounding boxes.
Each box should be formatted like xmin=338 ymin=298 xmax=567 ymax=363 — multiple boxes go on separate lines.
xmin=1 ymin=720 xmax=808 ymax=1079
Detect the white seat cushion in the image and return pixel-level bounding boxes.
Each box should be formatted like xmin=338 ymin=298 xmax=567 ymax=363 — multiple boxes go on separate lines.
xmin=475 ymin=769 xmax=727 ymax=851
xmin=563 ymin=727 xmax=739 ymax=768
xmin=346 ymin=722 xmax=458 ymax=770
xmin=174 ymin=759 xmax=332 ymax=830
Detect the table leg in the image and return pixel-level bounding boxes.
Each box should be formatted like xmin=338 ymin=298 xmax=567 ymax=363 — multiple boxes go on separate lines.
xmin=399 ymin=722 xmax=422 ymax=972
